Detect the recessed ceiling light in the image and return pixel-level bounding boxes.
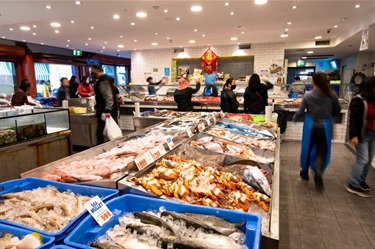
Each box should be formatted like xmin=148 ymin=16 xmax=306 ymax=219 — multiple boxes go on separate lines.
xmin=117 ymin=49 xmax=120 ymax=52
xmin=75 ymin=1 xmax=81 ymax=5
xmin=90 ymin=26 xmax=94 ymax=29
xmin=202 ymin=34 xmax=206 ymax=37
xmin=88 ymin=38 xmax=91 ymax=40
xmin=50 ymin=22 xmax=61 ymax=27
xmin=176 ymin=17 xmax=180 ymax=21
xmin=100 ymin=50 xmax=103 ymax=53
xmin=66 ymin=44 xmax=69 ymax=47
xmin=23 ymin=40 xmax=26 ymax=42
xmin=41 ymin=42 xmax=44 ymax=45
xmin=136 ymin=12 xmax=147 ymax=18
xmin=241 ymin=31 xmax=245 ymax=34
xmin=230 ymin=12 xmax=234 ymax=15
xmin=164 ymin=9 xmax=168 ymax=13
xmin=104 ymin=41 xmax=107 ymax=44
xmin=255 ymin=0 xmax=268 ymax=5
xmin=301 ymin=57 xmax=307 ymax=59
xmin=118 ymin=44 xmax=124 ymax=48
xmin=9 ymin=28 xmax=13 ymax=31
xmin=155 ymin=32 xmax=158 ymax=35
xmin=120 ymin=35 xmax=123 ymax=38
xmin=334 ymin=25 xmax=338 ymax=28
xmin=102 ymin=46 xmax=105 ymax=49
xmin=130 ymin=22 xmax=135 ymax=26
xmin=280 ymin=33 xmax=288 ymax=38
xmin=225 ymin=2 xmax=229 ymax=6
xmin=287 ymin=22 xmax=292 ymax=25
xmin=71 ymin=20 xmax=75 ymax=23
xmin=151 ymin=42 xmax=158 ymax=46
xmin=67 ymin=39 xmax=71 ymax=42
xmin=292 ymin=5 xmax=297 ymax=9
xmin=166 ymin=37 xmax=169 ymax=40
xmin=189 ymin=40 xmax=196 ymax=43
xmin=46 ymin=5 xmax=52 ymax=9
xmin=32 ymin=33 xmax=36 ymax=35
xmin=341 ymin=17 xmax=347 ymax=21
xmin=307 ymin=51 xmax=314 ymax=54
xmin=55 ymin=30 xmax=59 ymax=33
xmin=134 ymin=39 xmax=137 ymax=42
xmin=314 ymin=36 xmax=322 ymax=39
xmin=1 ymin=36 xmax=5 ymax=39
xmin=85 ymin=43 xmax=88 ymax=46
xmin=20 ymin=26 xmax=30 ymax=31
xmin=230 ymin=37 xmax=238 ymax=41
xmin=191 ymin=5 xmax=203 ymax=12
xmin=355 ymin=4 xmax=360 ymax=8
xmin=33 ymin=25 xmax=37 ymax=28
xmin=194 ymin=29 xmax=197 ymax=32
xmin=113 ymin=14 xmax=120 ymax=19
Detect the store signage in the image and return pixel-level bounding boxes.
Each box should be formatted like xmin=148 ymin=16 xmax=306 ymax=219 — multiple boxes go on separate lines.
xmin=297 ymin=60 xmax=305 ymax=67
xmin=84 ymin=195 xmax=113 ymax=226
xmin=73 ymin=49 xmax=82 ymax=56
xmin=135 ymin=151 xmax=154 ymax=170
xmin=185 ymin=126 xmax=193 ymax=138
xmin=150 ymin=144 xmax=167 ymax=160
xmin=198 ymin=122 xmax=205 ymax=132
xmin=165 ymin=136 xmax=175 ymax=150
xmin=360 ymin=26 xmax=369 ymax=51
xmin=164 ymin=68 xmax=170 ymax=76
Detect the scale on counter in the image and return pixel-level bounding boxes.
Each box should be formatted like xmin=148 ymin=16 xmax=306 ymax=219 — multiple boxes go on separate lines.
xmin=166 ymin=88 xmax=176 ymax=95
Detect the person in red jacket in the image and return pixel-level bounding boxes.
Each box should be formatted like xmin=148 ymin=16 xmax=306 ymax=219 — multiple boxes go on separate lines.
xmin=78 ymin=75 xmax=95 ymax=97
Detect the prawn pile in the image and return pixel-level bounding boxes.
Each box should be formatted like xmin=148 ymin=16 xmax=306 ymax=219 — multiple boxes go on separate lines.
xmin=134 ymin=155 xmax=270 ymax=212
xmin=0 ymin=187 xmax=91 ymax=232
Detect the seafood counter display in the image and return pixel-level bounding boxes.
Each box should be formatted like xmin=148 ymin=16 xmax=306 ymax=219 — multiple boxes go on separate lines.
xmin=144 ymin=95 xmax=220 ymax=104
xmin=0 ymin=231 xmax=44 ymax=249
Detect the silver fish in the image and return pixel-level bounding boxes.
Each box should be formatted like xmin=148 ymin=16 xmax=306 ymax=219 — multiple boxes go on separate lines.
xmin=134 ymin=212 xmax=177 ymax=236
xmin=161 ymin=234 xmax=244 ymax=249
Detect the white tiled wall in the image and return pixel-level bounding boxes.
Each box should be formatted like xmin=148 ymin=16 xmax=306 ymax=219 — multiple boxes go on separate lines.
xmin=131 ymin=42 xmax=285 ymax=83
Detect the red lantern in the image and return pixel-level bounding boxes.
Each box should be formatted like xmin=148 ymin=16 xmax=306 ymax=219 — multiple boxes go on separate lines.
xmin=200 ymin=47 xmax=219 ymax=73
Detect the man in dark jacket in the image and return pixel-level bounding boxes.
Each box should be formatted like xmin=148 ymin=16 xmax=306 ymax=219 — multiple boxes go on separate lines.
xmin=244 ymin=74 xmax=273 ymax=114
xmin=57 ymin=77 xmax=70 ymax=107
xmin=90 ymin=64 xmax=118 ymax=144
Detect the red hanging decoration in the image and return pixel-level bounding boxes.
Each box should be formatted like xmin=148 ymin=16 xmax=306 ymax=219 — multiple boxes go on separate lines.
xmin=200 ymin=47 xmax=219 ymax=73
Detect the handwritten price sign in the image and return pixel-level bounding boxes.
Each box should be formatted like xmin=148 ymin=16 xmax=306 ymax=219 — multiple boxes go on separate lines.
xmin=150 ymin=144 xmax=167 ymax=160
xmin=198 ymin=123 xmax=206 ymax=132
xmin=165 ymin=136 xmax=175 ymax=150
xmin=84 ymin=196 xmax=113 ymax=226
xmin=135 ymin=151 xmax=154 ymax=170
xmin=185 ymin=126 xmax=193 ymax=138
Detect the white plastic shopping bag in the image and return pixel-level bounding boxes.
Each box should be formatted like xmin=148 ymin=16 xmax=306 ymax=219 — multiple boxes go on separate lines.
xmin=103 ymin=116 xmax=122 ymax=141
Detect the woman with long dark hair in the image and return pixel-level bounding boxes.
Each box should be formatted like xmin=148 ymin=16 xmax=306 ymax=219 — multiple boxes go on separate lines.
xmin=346 ymin=76 xmax=375 ymax=197
xmin=220 ymin=78 xmax=239 ymax=113
xmin=244 ymin=74 xmax=273 ymax=114
xmin=69 ymin=76 xmax=79 ymax=98
xmin=293 ymin=72 xmax=341 ymax=189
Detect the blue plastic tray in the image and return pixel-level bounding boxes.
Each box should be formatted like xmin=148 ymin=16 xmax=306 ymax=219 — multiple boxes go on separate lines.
xmin=51 ymin=246 xmax=76 ymax=249
xmin=65 ymin=194 xmax=262 ymax=249
xmin=0 ymin=177 xmax=119 ymax=242
xmin=0 ymin=223 xmax=55 ymax=249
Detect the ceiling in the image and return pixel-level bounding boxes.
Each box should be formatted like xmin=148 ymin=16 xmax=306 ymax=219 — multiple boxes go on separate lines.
xmin=0 ymin=0 xmax=374 ymax=59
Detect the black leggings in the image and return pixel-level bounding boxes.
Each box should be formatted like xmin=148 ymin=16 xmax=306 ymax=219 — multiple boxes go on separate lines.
xmin=305 ymin=125 xmax=327 ymax=173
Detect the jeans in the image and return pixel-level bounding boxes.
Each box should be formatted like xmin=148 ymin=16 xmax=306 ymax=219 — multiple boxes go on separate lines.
xmin=349 ymin=130 xmax=375 ymax=188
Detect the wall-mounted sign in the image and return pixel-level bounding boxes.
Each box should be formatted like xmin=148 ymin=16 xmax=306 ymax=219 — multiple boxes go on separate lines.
xmin=73 ymin=49 xmax=82 ymax=56
xmin=360 ymin=26 xmax=369 ymax=51
xmin=153 ymin=68 xmax=158 ymax=72
xmin=164 ymin=67 xmax=170 ymax=76
xmin=297 ymin=60 xmax=306 ymax=67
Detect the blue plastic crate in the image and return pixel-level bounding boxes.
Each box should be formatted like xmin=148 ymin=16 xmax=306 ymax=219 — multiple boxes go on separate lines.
xmin=0 ymin=177 xmax=119 ymax=243
xmin=0 ymin=223 xmax=55 ymax=249
xmin=65 ymin=194 xmax=262 ymax=249
xmin=51 ymin=246 xmax=76 ymax=249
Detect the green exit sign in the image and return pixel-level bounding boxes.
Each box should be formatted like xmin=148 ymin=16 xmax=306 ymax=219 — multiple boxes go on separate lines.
xmin=73 ymin=49 xmax=82 ymax=56
xmin=297 ymin=59 xmax=306 ymax=67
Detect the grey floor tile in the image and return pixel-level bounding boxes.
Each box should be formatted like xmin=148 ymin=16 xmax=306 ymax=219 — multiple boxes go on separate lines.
xmin=361 ymin=224 xmax=375 ymax=248
xmin=279 ymin=232 xmax=301 ymax=249
xmin=300 ymin=235 xmax=325 ymax=249
xmin=280 ymin=221 xmax=299 ymax=235
xmin=356 ymin=213 xmax=375 ymax=226
xmin=298 ymin=223 xmax=322 ymax=238
xmin=325 ymin=242 xmax=350 ymax=249
xmin=297 ymin=215 xmax=319 ymax=228
xmin=351 ymin=206 xmax=373 ymax=215
xmin=320 ymin=227 xmax=346 ymax=245
xmin=331 ymin=200 xmax=353 ymax=213
xmin=348 ymin=244 xmax=375 ymax=249
xmin=346 ymin=196 xmax=371 ymax=207
xmin=343 ymin=230 xmax=373 ymax=247
xmin=317 ymin=216 xmax=341 ymax=230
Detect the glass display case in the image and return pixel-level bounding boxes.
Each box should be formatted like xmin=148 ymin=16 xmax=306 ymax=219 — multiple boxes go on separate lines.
xmin=0 ymin=108 xmax=70 ymax=146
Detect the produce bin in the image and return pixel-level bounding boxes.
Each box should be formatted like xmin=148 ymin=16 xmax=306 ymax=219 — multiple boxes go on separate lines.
xmin=0 ymin=177 xmax=119 ymax=242
xmin=64 ymin=194 xmax=262 ymax=249
xmin=0 ymin=223 xmax=55 ymax=249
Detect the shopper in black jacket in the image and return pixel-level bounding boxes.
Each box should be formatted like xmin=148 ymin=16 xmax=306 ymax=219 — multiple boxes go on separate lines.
xmin=57 ymin=77 xmax=70 ymax=107
xmin=244 ymin=74 xmax=273 ymax=114
xmin=90 ymin=64 xmax=118 ymax=144
xmin=174 ymin=76 xmax=200 ymax=111
xmin=220 ymin=78 xmax=239 ymax=113
xmin=346 ymin=76 xmax=375 ymax=198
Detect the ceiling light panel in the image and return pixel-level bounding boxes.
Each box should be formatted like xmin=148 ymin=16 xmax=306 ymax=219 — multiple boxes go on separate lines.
xmin=191 ymin=5 xmax=203 ymax=12
xmin=50 ymin=22 xmax=61 ymax=27
xmin=255 ymin=0 xmax=268 ymax=5
xmin=136 ymin=12 xmax=147 ymax=18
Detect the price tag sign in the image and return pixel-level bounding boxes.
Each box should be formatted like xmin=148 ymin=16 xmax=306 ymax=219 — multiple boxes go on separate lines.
xmin=165 ymin=136 xmax=175 ymax=150
xmin=211 ymin=113 xmax=217 ymax=124
xmin=205 ymin=117 xmax=211 ymax=126
xmin=150 ymin=144 xmax=167 ymax=160
xmin=135 ymin=151 xmax=154 ymax=170
xmin=84 ymin=196 xmax=113 ymax=226
xmin=185 ymin=126 xmax=193 ymax=138
xmin=198 ymin=122 xmax=206 ymax=132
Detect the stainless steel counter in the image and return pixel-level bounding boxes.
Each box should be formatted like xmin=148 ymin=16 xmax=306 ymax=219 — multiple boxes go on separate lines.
xmin=69 ymin=113 xmax=98 ymax=147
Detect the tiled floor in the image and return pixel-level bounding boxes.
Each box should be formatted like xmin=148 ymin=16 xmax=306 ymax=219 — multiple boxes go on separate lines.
xmin=279 ymin=141 xmax=375 ymax=249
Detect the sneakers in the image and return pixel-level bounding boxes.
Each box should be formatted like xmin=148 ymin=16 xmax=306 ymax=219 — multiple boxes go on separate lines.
xmin=360 ymin=182 xmax=371 ymax=192
xmin=300 ymin=170 xmax=309 ymax=181
xmin=346 ymin=184 xmax=372 ymax=198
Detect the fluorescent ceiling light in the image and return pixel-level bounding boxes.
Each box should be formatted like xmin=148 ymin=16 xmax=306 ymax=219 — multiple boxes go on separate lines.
xmin=164 ymin=9 xmax=168 ymax=13
xmin=41 ymin=42 xmax=44 ymax=45
xmin=355 ymin=4 xmax=360 ymax=8
xmin=194 ymin=29 xmax=197 ymax=32
xmin=50 ymin=22 xmax=61 ymax=27
xmin=91 ymin=26 xmax=94 ymax=29
xmin=202 ymin=34 xmax=206 ymax=37
xmin=280 ymin=33 xmax=288 ymax=38
xmin=189 ymin=40 xmax=196 ymax=43
xmin=136 ymin=12 xmax=147 ymax=18
xmin=301 ymin=56 xmax=307 ymax=59
xmin=285 ymin=28 xmax=289 ymax=31
xmin=67 ymin=39 xmax=71 ymax=42
xmin=130 ymin=22 xmax=135 ymax=25
xmin=20 ymin=26 xmax=30 ymax=31
xmin=55 ymin=30 xmax=59 ymax=33
xmin=118 ymin=44 xmax=124 ymax=48
xmin=230 ymin=37 xmax=238 ymax=41
xmin=225 ymin=2 xmax=229 ymax=6
xmin=287 ymin=22 xmax=292 ymax=25
xmin=32 ymin=33 xmax=36 ymax=35
xmin=46 ymin=5 xmax=51 ymax=9
xmin=134 ymin=39 xmax=137 ymax=42
xmin=113 ymin=14 xmax=120 ymax=19
xmin=334 ymin=25 xmax=338 ymax=28
xmin=88 ymin=38 xmax=91 ymax=40
xmin=307 ymin=51 xmax=314 ymax=54
xmin=9 ymin=28 xmax=13 ymax=31
xmin=85 ymin=43 xmax=88 ymax=46
xmin=75 ymin=1 xmax=81 ymax=5
xmin=230 ymin=12 xmax=234 ymax=15
xmin=104 ymin=41 xmax=107 ymax=44
xmin=292 ymin=5 xmax=297 ymax=9
xmin=314 ymin=36 xmax=322 ymax=39
xmin=33 ymin=25 xmax=37 ymax=28
xmin=71 ymin=20 xmax=75 ymax=23
xmin=151 ymin=42 xmax=158 ymax=46
xmin=255 ymin=0 xmax=268 ymax=5
xmin=241 ymin=31 xmax=245 ymax=34
xmin=191 ymin=5 xmax=203 ymax=12
xmin=176 ymin=17 xmax=180 ymax=21
xmin=102 ymin=47 xmax=105 ymax=49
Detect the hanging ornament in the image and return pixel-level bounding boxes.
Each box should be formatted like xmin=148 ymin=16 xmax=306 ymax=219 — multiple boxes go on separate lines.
xmin=200 ymin=47 xmax=219 ymax=73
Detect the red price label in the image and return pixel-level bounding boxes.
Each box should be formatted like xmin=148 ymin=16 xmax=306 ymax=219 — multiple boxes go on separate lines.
xmin=100 ymin=210 xmax=112 ymax=222
xmin=198 ymin=123 xmax=205 ymax=132
xmin=150 ymin=144 xmax=167 ymax=160
xmin=135 ymin=151 xmax=154 ymax=170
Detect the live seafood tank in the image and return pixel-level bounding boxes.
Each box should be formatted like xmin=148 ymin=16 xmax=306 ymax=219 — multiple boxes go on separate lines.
xmin=0 ymin=107 xmax=70 ymax=146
